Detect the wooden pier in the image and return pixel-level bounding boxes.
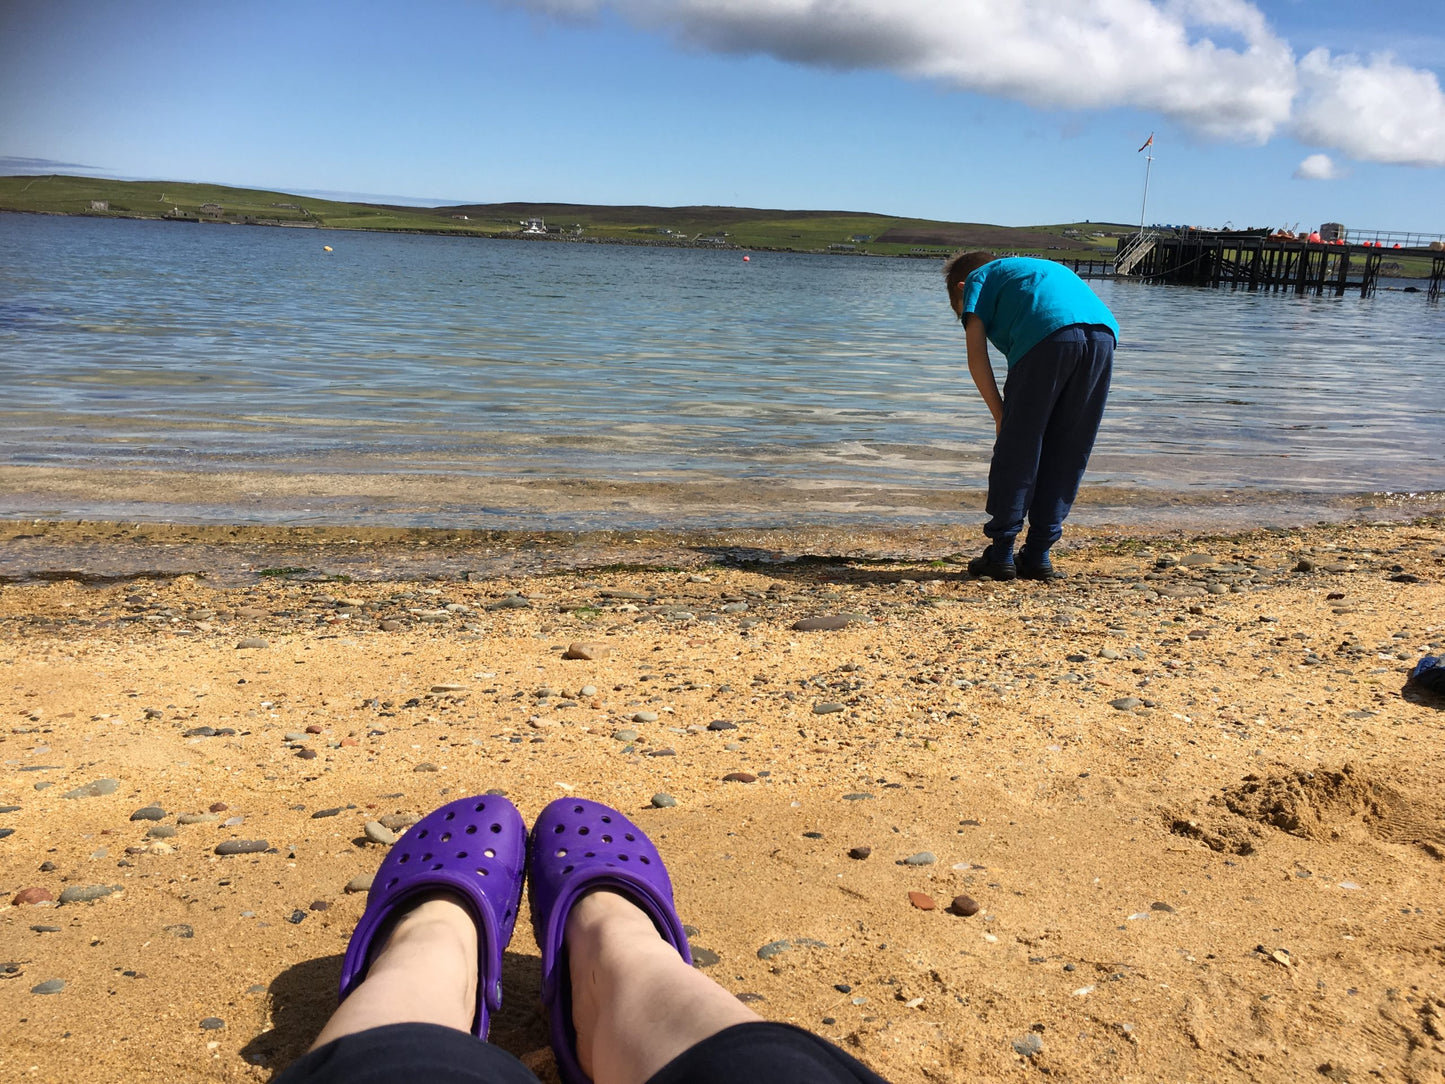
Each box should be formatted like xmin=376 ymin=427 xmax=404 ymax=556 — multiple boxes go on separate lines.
xmin=1103 ymin=230 xmax=1445 ymax=300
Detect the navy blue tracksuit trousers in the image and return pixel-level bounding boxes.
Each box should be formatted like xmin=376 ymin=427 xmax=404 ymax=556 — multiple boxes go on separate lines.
xmin=984 ymin=323 xmax=1113 ymax=559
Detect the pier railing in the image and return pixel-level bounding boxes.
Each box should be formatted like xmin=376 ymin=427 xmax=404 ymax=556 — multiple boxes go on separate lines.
xmin=1114 ymin=230 xmax=1159 ymax=276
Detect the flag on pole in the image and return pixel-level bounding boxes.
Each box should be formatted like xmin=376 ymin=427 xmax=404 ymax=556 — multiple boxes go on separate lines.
xmin=1137 ymin=132 xmax=1154 ymax=153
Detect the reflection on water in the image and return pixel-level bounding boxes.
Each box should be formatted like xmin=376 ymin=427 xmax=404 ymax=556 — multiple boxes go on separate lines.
xmin=2 ymin=212 xmax=1443 ymax=526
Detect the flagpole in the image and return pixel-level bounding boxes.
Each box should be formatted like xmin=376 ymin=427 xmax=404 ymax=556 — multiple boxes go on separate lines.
xmin=1138 ymin=151 xmax=1154 ymax=235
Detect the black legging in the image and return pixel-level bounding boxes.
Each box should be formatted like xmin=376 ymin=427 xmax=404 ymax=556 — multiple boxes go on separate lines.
xmin=276 ymin=1020 xmax=891 ymax=1084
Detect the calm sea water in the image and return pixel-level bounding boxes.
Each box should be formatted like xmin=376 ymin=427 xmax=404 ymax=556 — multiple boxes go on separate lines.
xmin=2 ymin=212 xmax=1442 ymax=527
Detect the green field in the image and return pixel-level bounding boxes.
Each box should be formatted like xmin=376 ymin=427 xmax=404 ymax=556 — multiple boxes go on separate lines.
xmin=0 ymin=174 xmax=1131 ymax=259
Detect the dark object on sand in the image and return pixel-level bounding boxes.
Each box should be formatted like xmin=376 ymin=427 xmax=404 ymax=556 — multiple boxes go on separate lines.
xmin=1408 ymin=656 xmax=1445 ymax=695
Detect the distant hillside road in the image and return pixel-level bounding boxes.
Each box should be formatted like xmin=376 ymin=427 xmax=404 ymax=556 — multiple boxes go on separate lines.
xmin=877 ymin=224 xmax=1065 ymax=249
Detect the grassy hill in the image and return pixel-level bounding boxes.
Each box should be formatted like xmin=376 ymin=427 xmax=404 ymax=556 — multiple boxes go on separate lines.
xmin=0 ymin=174 xmax=1133 ymax=259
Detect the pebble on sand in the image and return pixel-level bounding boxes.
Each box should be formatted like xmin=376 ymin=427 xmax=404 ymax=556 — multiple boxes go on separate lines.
xmin=345 ymin=874 xmax=375 ymax=894
xmin=651 ymin=793 xmax=678 ymax=808
xmin=1109 ymin=697 xmax=1142 ymax=711
xmin=364 ymin=821 xmax=399 ymax=845
xmin=129 ymin=806 xmax=166 ymax=821
xmin=848 ymin=845 xmax=872 ymax=860
xmin=215 ymin=840 xmax=270 ymax=855
xmin=902 ymin=852 xmax=936 ymax=866
xmin=1012 ymin=1033 xmax=1043 ymax=1058
xmin=13 ymin=887 xmax=55 ymax=905
xmin=62 ymin=778 xmax=119 ymax=800
xmin=791 ymin=616 xmax=858 ymax=632
xmin=812 ymin=703 xmax=846 ymax=715
xmin=199 ymin=1017 xmax=225 ymax=1030
xmin=950 ymin=895 xmax=982 ymax=917
xmin=909 ymin=891 xmax=936 ymax=911
xmin=31 ymin=979 xmax=65 ymax=995
xmin=236 ymin=638 xmax=270 ymax=650
xmin=564 ymin=642 xmax=611 ymax=661
xmin=723 ymin=772 xmax=757 ymax=783
xmin=58 ymin=884 xmax=119 ymax=904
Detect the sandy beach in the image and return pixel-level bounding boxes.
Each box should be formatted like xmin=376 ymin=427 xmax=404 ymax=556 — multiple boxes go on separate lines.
xmin=3 ymin=517 xmax=1443 ymax=1083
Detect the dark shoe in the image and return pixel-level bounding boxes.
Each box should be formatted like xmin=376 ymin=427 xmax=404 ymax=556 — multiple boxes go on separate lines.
xmin=968 ymin=549 xmax=1017 ymax=581
xmin=1018 ymin=558 xmax=1064 ymax=581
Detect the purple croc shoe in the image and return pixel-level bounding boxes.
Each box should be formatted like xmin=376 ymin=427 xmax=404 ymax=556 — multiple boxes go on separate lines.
xmin=529 ymin=798 xmax=692 ymax=1084
xmin=338 ymin=794 xmax=526 ymax=1038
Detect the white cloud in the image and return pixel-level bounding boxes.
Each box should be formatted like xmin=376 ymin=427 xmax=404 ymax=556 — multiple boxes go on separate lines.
xmin=502 ymin=0 xmax=1445 ymax=168
xmin=1294 ymin=49 xmax=1445 ymax=167
xmin=1293 ymin=153 xmax=1339 ymax=180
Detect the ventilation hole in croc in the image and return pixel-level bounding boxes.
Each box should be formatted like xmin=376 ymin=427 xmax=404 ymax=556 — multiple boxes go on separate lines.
xmin=584 ymin=851 xmax=596 ymax=858
xmin=490 ymin=823 xmax=503 ymax=834
xmin=578 ymin=827 xmax=590 ymax=836
xmin=640 ymin=856 xmax=651 ymax=865
xmin=455 ymin=851 xmax=468 ymax=860
xmin=483 ymin=848 xmax=496 ymax=859
xmin=555 ymin=848 xmax=568 ymax=858
xmin=553 ymin=824 xmax=565 ymax=834
xmin=421 ymin=853 xmax=434 ymax=863
xmin=398 ymin=853 xmax=410 ymax=864
xmin=387 ymin=877 xmax=399 ymax=889
xmin=431 ymin=863 xmax=443 ymax=871
xmin=572 ymin=805 xmax=584 ymax=813
xmin=417 ymin=829 xmax=430 ymax=839
xmin=599 ymin=833 xmax=612 ymax=843
xmin=618 ymin=854 xmax=630 ymax=862
xmin=474 ymin=801 xmax=486 ymax=812
xmin=563 ymin=865 xmax=575 ymax=875
xmin=444 ymin=811 xmax=456 ymax=821
xmin=477 ymin=867 xmax=490 ymax=876
xmin=601 ymin=815 xmax=612 ymax=823
xmin=624 ymin=833 xmax=636 ymax=842
xmin=440 ymin=832 xmax=452 ymax=843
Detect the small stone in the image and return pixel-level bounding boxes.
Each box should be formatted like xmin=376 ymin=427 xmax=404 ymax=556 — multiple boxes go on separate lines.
xmin=651 ymin=793 xmax=677 ymax=808
xmin=31 ymin=979 xmax=65 ymax=995
xmin=1150 ymin=901 xmax=1177 ymax=913
xmin=645 ymin=748 xmax=675 ymax=757
xmin=1109 ymin=697 xmax=1142 ymax=711
xmin=215 ymin=839 xmax=269 ymax=856
xmin=631 ymin=711 xmax=658 ymax=724
xmin=379 ymin=813 xmax=419 ymax=831
xmin=62 ymin=778 xmax=119 ymax=800
xmin=848 ymin=845 xmax=872 ymax=860
xmin=902 ymin=852 xmax=936 ymax=866
xmin=691 ymin=948 xmax=721 ymax=968
xmin=909 ymin=891 xmax=936 ymax=911
xmin=723 ymin=772 xmax=757 ymax=783
xmin=706 ymin=719 xmax=738 ymax=731
xmin=1295 ymin=559 xmax=1316 ymax=572
xmin=612 ymin=728 xmax=639 ymax=743
xmin=58 ymin=884 xmax=119 ymax=904
xmin=841 ymin=792 xmax=874 ymax=801
xmin=309 ymin=900 xmax=331 ymax=911
xmin=177 ymin=813 xmax=217 ymax=825
xmin=164 ymin=924 xmax=195 ymax=939
xmin=13 ymin=887 xmax=55 ymax=905
xmin=236 ymin=638 xmax=270 ymax=650
xmin=757 ymin=940 xmax=792 ymax=960
xmin=950 ymin=895 xmax=981 ymax=917
xmin=129 ymin=806 xmax=166 ymax=822
xmin=792 ymin=616 xmax=857 ymax=631
xmin=296 ymin=748 xmax=318 ymax=760
xmin=312 ymin=807 xmax=343 ymax=819
xmin=812 ymin=702 xmax=846 ymax=714
xmin=146 ymin=825 xmax=177 ymax=838
xmin=736 ymin=992 xmax=766 ymax=1003
xmin=345 ymin=874 xmax=375 ymax=893
xmin=1099 ymin=647 xmax=1123 ymax=660
xmin=364 ymin=821 xmax=399 ymax=845
xmin=430 ymin=684 xmax=468 ymax=693
xmin=199 ymin=1017 xmax=225 ymax=1030
xmin=1012 ymin=1033 xmax=1043 ymax=1058
xmin=413 ymin=762 xmax=439 ymax=773
xmin=209 ymin=802 xmax=229 ymax=813
xmin=564 ymin=643 xmax=611 ymax=661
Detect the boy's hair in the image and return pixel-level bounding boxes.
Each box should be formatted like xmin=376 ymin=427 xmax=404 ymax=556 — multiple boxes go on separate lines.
xmin=943 ymin=250 xmax=997 ymax=298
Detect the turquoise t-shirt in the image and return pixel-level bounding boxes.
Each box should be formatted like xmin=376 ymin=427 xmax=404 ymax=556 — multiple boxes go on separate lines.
xmin=960 ymin=257 xmax=1119 ymax=369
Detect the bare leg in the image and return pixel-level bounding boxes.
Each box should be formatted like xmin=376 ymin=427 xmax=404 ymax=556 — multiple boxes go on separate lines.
xmin=310 ymin=892 xmax=478 ymax=1050
xmin=567 ymin=889 xmax=760 ymax=1084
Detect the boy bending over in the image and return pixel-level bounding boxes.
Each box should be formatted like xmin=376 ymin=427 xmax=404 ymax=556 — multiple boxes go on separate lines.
xmin=944 ymin=251 xmax=1118 ymax=581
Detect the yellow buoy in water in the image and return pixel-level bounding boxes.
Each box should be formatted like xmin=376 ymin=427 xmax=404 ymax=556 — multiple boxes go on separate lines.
xmin=323 ymin=245 xmax=333 ymax=252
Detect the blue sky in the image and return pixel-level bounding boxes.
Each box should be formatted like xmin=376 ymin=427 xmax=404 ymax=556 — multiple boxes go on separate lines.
xmin=1 ymin=0 xmax=1442 ymax=231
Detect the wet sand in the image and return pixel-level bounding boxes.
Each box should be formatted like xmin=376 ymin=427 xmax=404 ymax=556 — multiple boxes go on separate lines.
xmin=3 ymin=517 xmax=1444 ymax=1082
